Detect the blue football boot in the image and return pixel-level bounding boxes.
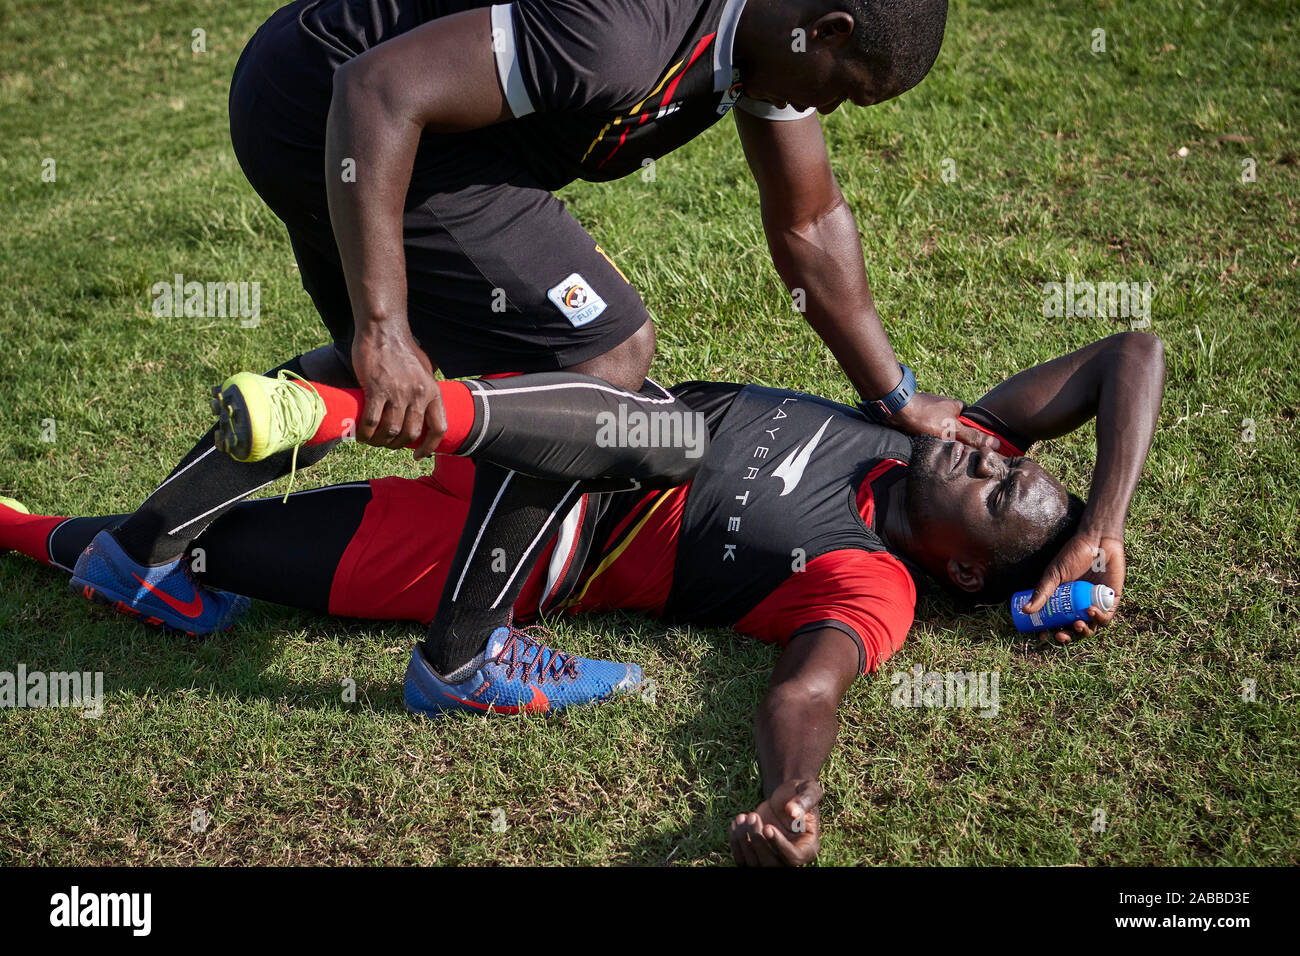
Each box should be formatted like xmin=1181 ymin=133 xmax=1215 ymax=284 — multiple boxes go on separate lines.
xmin=71 ymin=529 xmax=250 ymax=636
xmin=404 ymin=624 xmax=643 ymax=717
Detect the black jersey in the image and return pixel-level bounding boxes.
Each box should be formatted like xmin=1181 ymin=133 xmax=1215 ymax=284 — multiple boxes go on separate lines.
xmin=662 ymin=384 xmax=913 ymax=625
xmin=288 ymin=0 xmax=813 ymax=190
xmin=489 ymin=0 xmax=813 ymax=186
xmin=543 ymin=380 xmax=919 ymax=675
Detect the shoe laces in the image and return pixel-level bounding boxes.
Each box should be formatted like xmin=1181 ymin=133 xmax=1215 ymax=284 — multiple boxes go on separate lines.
xmin=493 ymin=625 xmax=581 ymax=685
xmin=270 ymin=370 xmax=323 ymax=503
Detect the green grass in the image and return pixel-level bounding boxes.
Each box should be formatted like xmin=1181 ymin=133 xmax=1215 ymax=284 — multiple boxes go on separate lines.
xmin=1 ymin=0 xmax=1297 ymax=865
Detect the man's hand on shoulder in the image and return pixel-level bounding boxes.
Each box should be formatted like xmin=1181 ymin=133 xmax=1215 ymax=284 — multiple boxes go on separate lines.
xmin=731 ymin=779 xmax=823 ymax=866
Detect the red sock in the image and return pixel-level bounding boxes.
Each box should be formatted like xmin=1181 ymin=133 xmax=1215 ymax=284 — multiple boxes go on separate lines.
xmin=298 ymin=379 xmax=476 ymax=454
xmin=0 ymin=510 xmax=65 ymax=566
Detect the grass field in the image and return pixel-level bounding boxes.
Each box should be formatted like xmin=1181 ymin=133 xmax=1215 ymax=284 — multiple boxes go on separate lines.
xmin=0 ymin=0 xmax=1297 ymax=865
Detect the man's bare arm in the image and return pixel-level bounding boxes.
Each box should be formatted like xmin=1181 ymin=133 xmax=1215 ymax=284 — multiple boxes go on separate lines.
xmin=734 ymin=110 xmax=993 ymax=450
xmin=975 ymin=331 xmax=1167 ymax=628
xmin=326 ymin=9 xmax=510 ymax=456
xmin=730 ymin=626 xmax=860 ymax=866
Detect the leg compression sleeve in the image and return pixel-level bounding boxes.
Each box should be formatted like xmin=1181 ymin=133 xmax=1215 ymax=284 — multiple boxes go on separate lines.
xmin=419 ymin=373 xmax=705 ymax=675
xmin=113 ymin=351 xmax=358 ymax=565
xmin=422 ymin=464 xmax=583 ymax=675
xmin=305 ymin=373 xmax=707 ymax=488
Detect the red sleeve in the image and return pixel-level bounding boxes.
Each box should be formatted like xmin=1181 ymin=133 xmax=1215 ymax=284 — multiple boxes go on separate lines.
xmin=732 ymin=549 xmax=916 ymax=676
xmin=957 ymin=408 xmax=1028 ymax=457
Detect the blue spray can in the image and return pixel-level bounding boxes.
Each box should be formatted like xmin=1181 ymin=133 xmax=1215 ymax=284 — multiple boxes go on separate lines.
xmin=1009 ymin=580 xmax=1115 ymax=633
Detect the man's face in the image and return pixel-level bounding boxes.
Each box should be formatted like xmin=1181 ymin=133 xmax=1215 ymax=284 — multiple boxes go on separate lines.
xmin=745 ymin=52 xmax=893 ymax=115
xmin=903 ymin=435 xmax=1070 ymax=575
xmin=740 ymin=15 xmax=899 ymax=116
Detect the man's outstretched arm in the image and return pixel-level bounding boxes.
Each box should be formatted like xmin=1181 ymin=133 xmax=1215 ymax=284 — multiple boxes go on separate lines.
xmin=974 ymin=331 xmax=1166 ymax=637
xmin=326 ymin=9 xmax=510 ymax=456
xmin=731 ymin=627 xmax=860 ymax=866
xmin=734 ymin=110 xmax=993 ymax=450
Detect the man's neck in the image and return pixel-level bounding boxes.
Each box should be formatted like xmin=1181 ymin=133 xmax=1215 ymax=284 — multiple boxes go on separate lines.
xmin=874 ymin=471 xmax=925 ymax=568
xmin=731 ymin=0 xmax=768 ymax=80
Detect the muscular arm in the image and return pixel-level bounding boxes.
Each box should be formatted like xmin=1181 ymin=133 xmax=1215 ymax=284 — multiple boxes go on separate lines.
xmin=975 ymin=331 xmax=1166 ymax=626
xmin=325 ymin=8 xmax=510 ymax=454
xmin=975 ymin=331 xmax=1166 ymax=541
xmin=734 ymin=110 xmax=992 ymax=449
xmin=731 ymin=626 xmax=860 ymax=866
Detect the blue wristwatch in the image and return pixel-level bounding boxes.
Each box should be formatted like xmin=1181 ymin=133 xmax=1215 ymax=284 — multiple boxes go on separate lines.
xmin=857 ymin=364 xmax=917 ymax=423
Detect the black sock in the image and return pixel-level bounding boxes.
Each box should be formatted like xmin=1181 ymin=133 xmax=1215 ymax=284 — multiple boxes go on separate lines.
xmin=112 ymin=352 xmax=356 ymax=566
xmin=422 ymin=463 xmax=582 ymax=676
xmin=48 ymin=515 xmax=124 ymax=569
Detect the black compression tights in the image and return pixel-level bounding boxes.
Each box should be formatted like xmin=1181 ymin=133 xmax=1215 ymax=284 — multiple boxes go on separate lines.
xmin=424 ymin=373 xmax=706 ymax=675
xmin=49 ymin=483 xmax=372 ymax=614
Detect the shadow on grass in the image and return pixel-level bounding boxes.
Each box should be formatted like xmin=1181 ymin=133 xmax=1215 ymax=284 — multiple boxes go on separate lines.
xmin=2 ymin=556 xmax=1028 ymax=866
xmin=594 ymin=618 xmax=773 ymax=867
xmin=914 ymin=588 xmax=1058 ymax=654
xmin=0 ymin=555 xmax=417 ymax=713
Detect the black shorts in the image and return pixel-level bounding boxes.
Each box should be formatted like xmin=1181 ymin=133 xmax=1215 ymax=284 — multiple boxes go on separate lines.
xmin=227 ymin=3 xmax=648 ymax=379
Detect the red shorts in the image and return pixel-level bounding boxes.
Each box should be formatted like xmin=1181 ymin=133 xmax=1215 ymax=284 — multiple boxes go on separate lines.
xmin=326 ymin=457 xmax=555 ymax=625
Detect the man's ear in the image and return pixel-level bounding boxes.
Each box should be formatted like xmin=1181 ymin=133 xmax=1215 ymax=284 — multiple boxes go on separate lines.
xmin=810 ymin=11 xmax=856 ymax=48
xmin=946 ymin=558 xmax=986 ymax=593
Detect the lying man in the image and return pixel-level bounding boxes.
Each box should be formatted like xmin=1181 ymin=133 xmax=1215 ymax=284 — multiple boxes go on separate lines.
xmin=0 ymin=331 xmax=1164 ymax=864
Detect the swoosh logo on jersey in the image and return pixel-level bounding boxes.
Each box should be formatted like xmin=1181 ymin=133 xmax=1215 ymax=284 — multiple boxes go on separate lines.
xmin=130 ymin=572 xmax=205 ymax=619
xmin=446 ymin=685 xmax=549 ymax=715
xmin=771 ymin=417 xmax=834 ymax=497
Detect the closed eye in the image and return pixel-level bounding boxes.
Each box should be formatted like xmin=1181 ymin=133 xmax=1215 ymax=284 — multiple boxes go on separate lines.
xmin=990 ymin=458 xmax=1025 ymax=514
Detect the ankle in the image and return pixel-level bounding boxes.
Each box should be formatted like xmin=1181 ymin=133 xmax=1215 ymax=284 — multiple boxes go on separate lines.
xmin=110 ymin=524 xmax=186 ymax=567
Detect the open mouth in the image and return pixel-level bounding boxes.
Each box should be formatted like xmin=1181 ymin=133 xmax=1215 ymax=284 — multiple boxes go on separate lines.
xmin=948 ymin=442 xmax=967 ymax=474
